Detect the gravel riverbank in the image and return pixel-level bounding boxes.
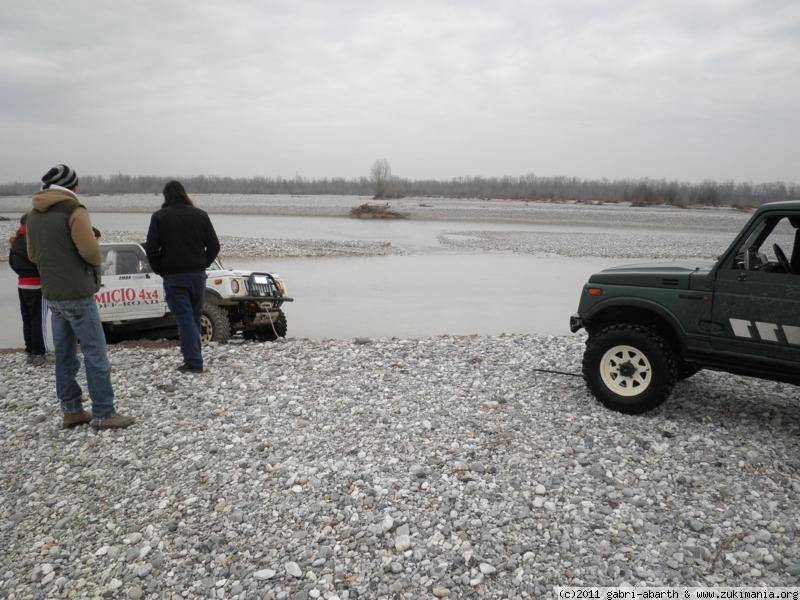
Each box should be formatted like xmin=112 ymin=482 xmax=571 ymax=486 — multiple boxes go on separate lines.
xmin=438 ymin=230 xmax=735 ymax=261
xmin=0 ymin=195 xmax=755 ymax=262
xmin=2 ymin=335 xmax=799 ymax=598
xmin=96 ymin=231 xmax=395 ymax=260
xmin=2 ymin=228 xmax=393 ymax=263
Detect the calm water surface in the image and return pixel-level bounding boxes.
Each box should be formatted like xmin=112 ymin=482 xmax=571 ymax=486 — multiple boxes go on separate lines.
xmin=0 ymin=213 xmax=628 ymax=348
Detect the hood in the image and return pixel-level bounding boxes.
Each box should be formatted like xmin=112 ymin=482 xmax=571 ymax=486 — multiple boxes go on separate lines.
xmin=589 ymin=262 xmax=714 ymax=289
xmin=32 ymin=187 xmax=79 ymax=212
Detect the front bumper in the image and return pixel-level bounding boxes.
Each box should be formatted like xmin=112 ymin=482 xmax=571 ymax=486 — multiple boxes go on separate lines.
xmin=252 ymin=312 xmax=281 ymax=326
xmin=569 ymin=313 xmax=584 ymax=333
xmin=240 ymin=295 xmax=294 ymax=303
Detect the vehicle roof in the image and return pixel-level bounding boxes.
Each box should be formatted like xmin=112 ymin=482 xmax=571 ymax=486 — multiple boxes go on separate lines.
xmin=756 ymin=200 xmax=800 ymax=213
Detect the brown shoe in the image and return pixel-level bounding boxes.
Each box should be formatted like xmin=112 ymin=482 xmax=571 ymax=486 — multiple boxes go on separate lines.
xmin=90 ymin=414 xmax=135 ymax=430
xmin=62 ymin=410 xmax=92 ymax=429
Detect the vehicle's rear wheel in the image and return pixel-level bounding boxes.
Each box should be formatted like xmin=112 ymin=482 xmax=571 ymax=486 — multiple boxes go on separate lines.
xmin=200 ymin=303 xmax=231 ymax=343
xmin=243 ymin=310 xmax=287 ymax=342
xmin=583 ymin=323 xmax=677 ymax=414
xmin=102 ymin=324 xmax=117 ymax=344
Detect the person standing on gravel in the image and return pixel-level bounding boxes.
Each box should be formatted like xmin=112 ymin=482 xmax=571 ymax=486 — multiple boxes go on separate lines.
xmin=8 ymin=213 xmax=47 ymax=365
xmin=145 ymin=180 xmax=220 ymax=374
xmin=26 ymin=164 xmax=134 ymax=430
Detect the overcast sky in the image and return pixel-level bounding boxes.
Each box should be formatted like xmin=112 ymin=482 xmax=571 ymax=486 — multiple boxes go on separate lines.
xmin=1 ymin=0 xmax=798 ymax=184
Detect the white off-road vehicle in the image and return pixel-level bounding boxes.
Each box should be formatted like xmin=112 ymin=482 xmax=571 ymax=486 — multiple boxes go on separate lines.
xmin=95 ymin=242 xmax=292 ymax=343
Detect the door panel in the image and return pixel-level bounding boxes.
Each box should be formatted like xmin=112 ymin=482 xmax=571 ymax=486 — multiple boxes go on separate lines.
xmin=709 ymin=214 xmax=800 ymax=363
xmin=96 ymin=245 xmax=166 ymax=321
xmin=711 ymin=269 xmax=800 ymax=362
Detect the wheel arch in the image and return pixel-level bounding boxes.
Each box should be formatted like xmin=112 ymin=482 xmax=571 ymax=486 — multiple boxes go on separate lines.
xmin=585 ymin=299 xmax=687 ymax=358
xmin=205 ymin=289 xmax=224 ymax=304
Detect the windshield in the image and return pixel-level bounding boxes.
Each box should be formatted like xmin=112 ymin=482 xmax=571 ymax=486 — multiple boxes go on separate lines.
xmin=210 ymin=258 xmax=224 ymax=270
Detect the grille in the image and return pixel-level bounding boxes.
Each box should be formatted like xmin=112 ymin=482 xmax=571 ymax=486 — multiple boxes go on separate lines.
xmin=247 ymin=275 xmax=278 ymax=298
xmin=661 ymin=278 xmax=680 ymax=286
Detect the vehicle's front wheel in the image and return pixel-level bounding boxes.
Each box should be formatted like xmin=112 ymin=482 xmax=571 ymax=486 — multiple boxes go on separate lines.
xmin=243 ymin=310 xmax=287 ymax=342
xmin=582 ymin=323 xmax=677 ymax=414
xmin=200 ymin=303 xmax=231 ymax=343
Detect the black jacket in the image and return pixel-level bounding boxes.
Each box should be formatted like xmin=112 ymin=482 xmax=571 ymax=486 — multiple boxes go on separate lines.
xmin=145 ymin=204 xmax=220 ymax=276
xmin=9 ymin=229 xmax=40 ymax=278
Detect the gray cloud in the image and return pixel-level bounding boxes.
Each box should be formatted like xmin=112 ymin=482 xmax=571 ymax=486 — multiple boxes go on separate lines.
xmin=1 ymin=0 xmax=798 ymax=183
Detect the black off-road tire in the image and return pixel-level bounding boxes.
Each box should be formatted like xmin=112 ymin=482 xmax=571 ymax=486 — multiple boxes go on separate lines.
xmin=678 ymin=362 xmax=701 ymax=380
xmin=243 ymin=310 xmax=287 ymax=342
xmin=200 ymin=303 xmax=231 ymax=344
xmin=102 ymin=324 xmax=117 ymax=344
xmin=583 ymin=323 xmax=678 ymax=414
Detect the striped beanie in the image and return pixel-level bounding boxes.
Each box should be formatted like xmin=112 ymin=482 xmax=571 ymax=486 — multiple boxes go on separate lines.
xmin=41 ymin=164 xmax=78 ymax=189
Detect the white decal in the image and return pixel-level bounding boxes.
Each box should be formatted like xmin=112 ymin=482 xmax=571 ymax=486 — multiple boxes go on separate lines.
xmin=783 ymin=325 xmax=800 ymax=345
xmin=754 ymin=321 xmax=780 ymax=342
xmin=729 ymin=319 xmax=752 ymax=338
xmin=729 ymin=318 xmax=800 ymax=346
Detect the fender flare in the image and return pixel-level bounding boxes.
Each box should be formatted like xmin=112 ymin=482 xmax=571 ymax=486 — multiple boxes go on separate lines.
xmin=585 ymin=297 xmax=688 ymax=346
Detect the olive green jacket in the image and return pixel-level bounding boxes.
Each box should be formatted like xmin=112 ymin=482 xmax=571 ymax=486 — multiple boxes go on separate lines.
xmin=26 ymin=187 xmax=102 ymax=301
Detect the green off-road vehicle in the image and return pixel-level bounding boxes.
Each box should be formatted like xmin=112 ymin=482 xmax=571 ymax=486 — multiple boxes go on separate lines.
xmin=571 ymin=201 xmax=800 ymax=413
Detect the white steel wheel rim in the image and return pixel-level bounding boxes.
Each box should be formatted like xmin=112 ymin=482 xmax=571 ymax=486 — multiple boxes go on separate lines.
xmin=600 ymin=345 xmax=652 ymax=397
xmin=200 ymin=315 xmax=213 ymax=343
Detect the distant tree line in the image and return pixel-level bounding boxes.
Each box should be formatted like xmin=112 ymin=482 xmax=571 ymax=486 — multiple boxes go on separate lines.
xmin=0 ymin=174 xmax=373 ymax=196
xmin=1 ymin=170 xmax=797 ymax=208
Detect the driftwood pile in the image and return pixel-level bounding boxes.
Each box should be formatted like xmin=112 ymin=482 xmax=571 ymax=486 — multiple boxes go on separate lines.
xmin=348 ymin=202 xmax=406 ymax=219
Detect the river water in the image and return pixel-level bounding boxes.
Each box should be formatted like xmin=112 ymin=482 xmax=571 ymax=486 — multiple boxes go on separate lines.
xmin=0 ymin=212 xmax=640 ymax=348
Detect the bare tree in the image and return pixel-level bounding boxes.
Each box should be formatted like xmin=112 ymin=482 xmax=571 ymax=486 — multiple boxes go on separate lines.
xmin=370 ymin=158 xmax=392 ymax=199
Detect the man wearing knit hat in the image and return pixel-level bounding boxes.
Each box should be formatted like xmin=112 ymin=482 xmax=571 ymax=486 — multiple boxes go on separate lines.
xmin=26 ymin=164 xmax=134 ymax=430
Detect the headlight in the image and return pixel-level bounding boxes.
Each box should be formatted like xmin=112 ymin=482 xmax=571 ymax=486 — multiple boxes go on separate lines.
xmin=274 ymin=277 xmax=286 ymax=295
xmin=231 ymin=279 xmax=240 ymax=293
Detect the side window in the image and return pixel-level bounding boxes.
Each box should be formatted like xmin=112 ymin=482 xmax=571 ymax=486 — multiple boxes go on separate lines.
xmin=760 ymin=218 xmax=796 ymax=272
xmin=100 ymin=246 xmax=153 ymax=276
xmin=732 ymin=216 xmax=799 ymax=275
xmin=101 ymin=249 xmax=117 ymax=276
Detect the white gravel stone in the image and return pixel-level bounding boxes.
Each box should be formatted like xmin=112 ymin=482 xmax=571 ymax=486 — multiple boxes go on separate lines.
xmin=382 ymin=514 xmax=394 ymax=532
xmin=395 ymin=535 xmax=412 ymax=552
xmin=284 ymin=561 xmax=302 ymax=577
xmin=254 ymin=569 xmax=276 ymax=580
xmin=124 ymin=532 xmax=142 ymax=545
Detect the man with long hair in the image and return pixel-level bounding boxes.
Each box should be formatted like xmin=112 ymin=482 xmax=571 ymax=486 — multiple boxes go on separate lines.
xmin=26 ymin=164 xmax=134 ymax=429
xmin=145 ymin=180 xmax=220 ymax=373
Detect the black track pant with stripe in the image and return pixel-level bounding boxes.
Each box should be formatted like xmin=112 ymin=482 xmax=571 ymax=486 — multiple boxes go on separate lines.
xmin=18 ymin=288 xmax=46 ymax=356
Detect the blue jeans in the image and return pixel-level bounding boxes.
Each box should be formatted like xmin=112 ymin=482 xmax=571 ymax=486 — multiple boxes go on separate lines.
xmin=164 ymin=272 xmax=206 ymax=369
xmin=48 ymin=296 xmax=116 ymax=419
